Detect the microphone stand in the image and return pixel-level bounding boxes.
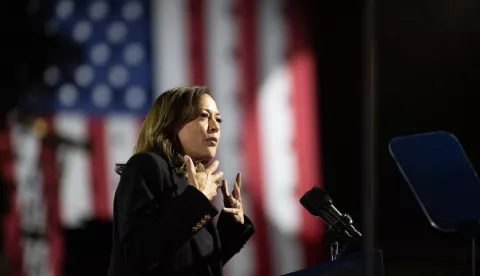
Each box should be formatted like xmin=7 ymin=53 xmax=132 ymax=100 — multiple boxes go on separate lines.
xmin=324 ymin=212 xmax=360 ymax=262
xmin=299 ymin=186 xmax=362 ymax=261
xmin=329 ymin=238 xmax=340 ymax=261
xmin=325 ymin=227 xmax=353 ymax=261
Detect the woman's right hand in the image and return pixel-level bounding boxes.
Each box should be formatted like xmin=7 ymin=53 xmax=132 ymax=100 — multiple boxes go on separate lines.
xmin=184 ymin=155 xmax=223 ymax=200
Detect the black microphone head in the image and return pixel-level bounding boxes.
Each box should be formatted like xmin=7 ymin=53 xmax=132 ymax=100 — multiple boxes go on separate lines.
xmin=299 ymin=186 xmax=331 ymax=216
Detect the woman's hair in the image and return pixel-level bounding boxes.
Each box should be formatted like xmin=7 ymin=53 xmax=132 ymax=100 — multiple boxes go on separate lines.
xmin=115 ymin=86 xmax=210 ymax=175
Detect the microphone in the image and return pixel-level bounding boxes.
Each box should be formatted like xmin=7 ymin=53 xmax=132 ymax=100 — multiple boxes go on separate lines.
xmin=300 ymin=186 xmax=362 ymax=242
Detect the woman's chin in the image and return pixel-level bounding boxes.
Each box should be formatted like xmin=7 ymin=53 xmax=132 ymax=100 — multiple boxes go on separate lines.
xmin=188 ymin=148 xmax=217 ymax=163
xmin=191 ymin=153 xmax=216 ymax=164
xmin=205 ymin=149 xmax=217 ymax=159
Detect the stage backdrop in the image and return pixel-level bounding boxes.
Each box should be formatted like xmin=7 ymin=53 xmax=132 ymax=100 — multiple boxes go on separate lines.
xmin=2 ymin=0 xmax=324 ymax=276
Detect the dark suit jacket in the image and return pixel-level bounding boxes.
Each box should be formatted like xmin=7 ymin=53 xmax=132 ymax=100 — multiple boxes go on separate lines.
xmin=107 ymin=152 xmax=255 ymax=276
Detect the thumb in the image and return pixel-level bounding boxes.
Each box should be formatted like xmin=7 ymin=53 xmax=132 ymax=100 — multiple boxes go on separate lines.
xmin=184 ymin=155 xmax=196 ymax=181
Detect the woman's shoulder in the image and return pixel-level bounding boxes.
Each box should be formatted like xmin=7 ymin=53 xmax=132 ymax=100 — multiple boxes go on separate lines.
xmin=116 ymin=152 xmax=170 ymax=175
xmin=129 ymin=152 xmax=169 ymax=167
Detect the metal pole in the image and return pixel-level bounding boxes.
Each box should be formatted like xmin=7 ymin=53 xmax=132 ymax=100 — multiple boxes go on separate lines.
xmin=362 ymin=0 xmax=377 ymax=273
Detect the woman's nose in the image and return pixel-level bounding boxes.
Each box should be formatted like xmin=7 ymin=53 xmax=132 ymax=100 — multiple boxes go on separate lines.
xmin=209 ymin=119 xmax=219 ymax=132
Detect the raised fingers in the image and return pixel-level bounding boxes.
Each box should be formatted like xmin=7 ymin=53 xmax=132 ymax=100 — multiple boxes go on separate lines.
xmin=233 ymin=173 xmax=242 ymax=200
xmin=184 ymin=155 xmax=196 ymax=181
xmin=211 ymin=171 xmax=224 ymax=183
xmin=233 ymin=181 xmax=241 ymax=201
xmin=205 ymin=160 xmax=219 ymax=174
xmin=220 ymin=179 xmax=229 ymax=197
xmin=236 ymin=173 xmax=242 ymax=189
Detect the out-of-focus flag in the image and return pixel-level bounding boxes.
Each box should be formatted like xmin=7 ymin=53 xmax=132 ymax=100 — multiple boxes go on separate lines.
xmin=2 ymin=1 xmax=324 ymax=276
xmin=3 ymin=0 xmax=151 ymax=275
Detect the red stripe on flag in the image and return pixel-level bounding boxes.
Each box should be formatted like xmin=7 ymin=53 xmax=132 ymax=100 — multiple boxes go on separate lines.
xmin=40 ymin=116 xmax=63 ymax=276
xmin=1 ymin=125 xmax=23 ymax=276
xmin=238 ymin=0 xmax=273 ymax=275
xmin=188 ymin=0 xmax=206 ymax=85
xmin=287 ymin=0 xmax=326 ymax=267
xmin=88 ymin=118 xmax=110 ymax=220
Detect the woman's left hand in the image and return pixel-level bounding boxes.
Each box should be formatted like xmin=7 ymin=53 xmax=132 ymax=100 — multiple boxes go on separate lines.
xmin=220 ymin=173 xmax=244 ymax=224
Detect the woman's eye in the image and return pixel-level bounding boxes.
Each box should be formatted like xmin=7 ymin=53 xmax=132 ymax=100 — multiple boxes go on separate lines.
xmin=200 ymin=112 xmax=209 ymax=118
xmin=216 ymin=118 xmax=222 ymax=123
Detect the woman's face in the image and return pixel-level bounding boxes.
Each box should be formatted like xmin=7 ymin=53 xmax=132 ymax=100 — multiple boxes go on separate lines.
xmin=178 ymin=94 xmax=221 ymax=161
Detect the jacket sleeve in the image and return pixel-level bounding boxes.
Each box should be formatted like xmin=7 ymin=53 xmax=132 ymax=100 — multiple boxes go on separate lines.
xmin=115 ymin=153 xmax=219 ymax=271
xmin=216 ymin=211 xmax=255 ymax=264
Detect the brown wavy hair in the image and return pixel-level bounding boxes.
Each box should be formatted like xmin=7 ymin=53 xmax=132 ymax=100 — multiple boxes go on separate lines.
xmin=115 ymin=86 xmax=210 ymax=175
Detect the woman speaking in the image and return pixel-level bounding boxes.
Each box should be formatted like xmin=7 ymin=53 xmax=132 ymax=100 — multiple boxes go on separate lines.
xmin=108 ymin=86 xmax=255 ymax=276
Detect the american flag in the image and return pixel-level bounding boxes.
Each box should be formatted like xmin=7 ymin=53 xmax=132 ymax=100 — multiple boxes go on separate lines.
xmin=2 ymin=0 xmax=325 ymax=276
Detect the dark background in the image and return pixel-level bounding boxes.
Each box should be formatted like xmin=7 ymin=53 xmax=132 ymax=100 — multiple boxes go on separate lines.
xmin=314 ymin=0 xmax=480 ymax=275
xmin=3 ymin=0 xmax=480 ymax=275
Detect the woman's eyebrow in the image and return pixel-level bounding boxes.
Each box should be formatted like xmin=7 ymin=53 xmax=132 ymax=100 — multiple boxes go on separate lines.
xmin=203 ymin=108 xmax=221 ymax=116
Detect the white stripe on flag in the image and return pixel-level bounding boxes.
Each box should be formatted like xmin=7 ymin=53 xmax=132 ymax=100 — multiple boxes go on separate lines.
xmin=152 ymin=0 xmax=189 ymax=96
xmin=205 ymin=0 xmax=257 ymax=275
xmin=11 ymin=123 xmax=51 ymax=276
xmin=105 ymin=116 xmax=139 ymax=212
xmin=259 ymin=66 xmax=305 ymax=274
xmin=259 ymin=0 xmax=304 ymax=274
xmin=54 ymin=114 xmax=93 ymax=227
